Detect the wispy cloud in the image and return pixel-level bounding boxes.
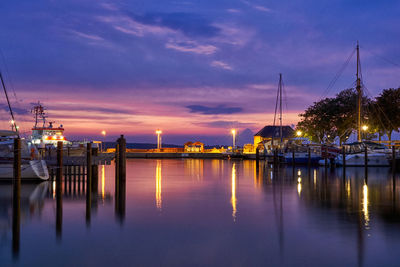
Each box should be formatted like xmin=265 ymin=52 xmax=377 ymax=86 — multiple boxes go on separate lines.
xmin=186 ymin=104 xmax=242 ymax=115
xmin=194 ymin=120 xmax=254 ymax=128
xmin=227 ymin=9 xmax=241 ymax=13
xmin=69 ymin=30 xmax=104 ymax=41
xmin=254 ymin=5 xmax=272 ymax=12
xmin=211 ymin=60 xmax=233 ymax=70
xmin=166 ymin=40 xmax=217 ymax=55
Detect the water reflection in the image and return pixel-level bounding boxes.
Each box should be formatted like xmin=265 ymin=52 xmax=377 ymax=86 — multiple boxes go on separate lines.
xmin=231 ymin=162 xmax=237 ymax=221
xmin=156 ymin=160 xmax=162 ymax=210
xmin=1 ymin=161 xmax=400 ymax=266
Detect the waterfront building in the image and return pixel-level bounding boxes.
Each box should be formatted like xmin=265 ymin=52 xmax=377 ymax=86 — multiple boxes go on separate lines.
xmin=253 ymin=125 xmax=294 ymax=148
xmin=184 ymin=141 xmax=204 ymax=152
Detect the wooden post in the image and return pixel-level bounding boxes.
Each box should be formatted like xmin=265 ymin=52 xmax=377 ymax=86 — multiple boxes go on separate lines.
xmin=56 ymin=141 xmax=63 ymax=240
xmin=324 ymin=146 xmax=328 ymax=168
xmin=86 ymin=143 xmax=92 ymax=226
xmin=364 ymin=145 xmax=368 ymax=167
xmin=292 ymin=147 xmax=295 ymax=166
xmin=12 ymin=138 xmax=21 ymax=257
xmin=57 ymin=141 xmax=63 ymax=181
xmin=115 ymin=143 xmax=120 ymax=180
xmin=255 ymin=147 xmax=259 ymax=161
xmin=393 ymin=146 xmax=396 ymax=171
xmin=307 ymin=147 xmax=311 ymax=168
xmin=342 ymin=146 xmax=346 ymax=168
xmin=118 ymin=135 xmax=126 ymax=180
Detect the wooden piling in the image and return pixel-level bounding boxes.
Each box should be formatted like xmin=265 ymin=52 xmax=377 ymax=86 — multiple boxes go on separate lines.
xmin=364 ymin=146 xmax=368 ymax=167
xmin=255 ymin=147 xmax=259 ymax=161
xmin=307 ymin=147 xmax=311 ymax=168
xmin=393 ymin=146 xmax=396 ymax=171
xmin=57 ymin=141 xmax=63 ymax=181
xmin=12 ymin=138 xmax=21 ymax=257
xmin=324 ymin=146 xmax=328 ymax=168
xmin=292 ymin=147 xmax=295 ymax=166
xmin=115 ymin=143 xmax=120 ymax=180
xmin=342 ymin=146 xmax=346 ymax=168
xmin=118 ymin=135 xmax=126 ymax=180
xmin=86 ymin=143 xmax=92 ymax=226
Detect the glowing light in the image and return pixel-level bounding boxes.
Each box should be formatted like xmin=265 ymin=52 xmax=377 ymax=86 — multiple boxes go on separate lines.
xmin=362 ymin=125 xmax=369 ymax=131
xmin=101 ymin=130 xmax=106 ymax=136
xmin=297 ymin=183 xmax=302 ymax=196
xmin=362 ymin=183 xmax=369 ymax=228
xmin=297 ymin=177 xmax=302 ymax=183
xmin=156 ymin=160 xmax=162 ymax=210
xmin=101 ymin=165 xmax=105 ymax=200
xmin=296 ymin=130 xmax=302 ymax=137
xmin=297 ymin=170 xmax=301 ymax=176
xmin=231 ymin=163 xmax=237 ymax=221
xmin=10 ymin=120 xmax=14 ymax=124
xmin=156 ymin=129 xmax=162 ymax=150
xmin=231 ymin=129 xmax=236 ymax=149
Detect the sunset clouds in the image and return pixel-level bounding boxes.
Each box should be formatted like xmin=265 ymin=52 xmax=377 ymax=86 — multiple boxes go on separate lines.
xmin=0 ymin=0 xmax=399 ymax=144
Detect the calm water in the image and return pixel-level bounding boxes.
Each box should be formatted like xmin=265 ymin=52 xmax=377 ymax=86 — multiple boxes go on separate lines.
xmin=1 ymin=159 xmax=400 ymax=266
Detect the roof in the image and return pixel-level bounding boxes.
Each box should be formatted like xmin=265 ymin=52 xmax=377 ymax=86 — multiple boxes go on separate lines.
xmin=254 ymin=125 xmax=294 ymax=138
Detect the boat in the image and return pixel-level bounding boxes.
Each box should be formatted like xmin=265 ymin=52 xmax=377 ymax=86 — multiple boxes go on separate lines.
xmin=0 ymin=72 xmax=49 ymax=180
xmin=335 ymin=141 xmax=391 ymax=167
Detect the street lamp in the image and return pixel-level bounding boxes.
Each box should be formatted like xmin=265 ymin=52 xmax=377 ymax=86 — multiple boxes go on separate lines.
xmin=231 ymin=129 xmax=236 ymax=151
xmin=296 ymin=130 xmax=302 ymax=137
xmin=101 ymin=130 xmax=106 ymax=152
xmin=156 ymin=129 xmax=162 ymax=150
xmin=362 ymin=125 xmax=368 ymax=131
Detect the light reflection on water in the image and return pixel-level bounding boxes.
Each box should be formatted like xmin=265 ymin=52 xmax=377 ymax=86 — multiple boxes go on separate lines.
xmin=1 ymin=159 xmax=400 ymax=266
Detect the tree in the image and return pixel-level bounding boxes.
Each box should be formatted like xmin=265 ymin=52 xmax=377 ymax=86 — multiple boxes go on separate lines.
xmin=369 ymin=88 xmax=400 ymax=141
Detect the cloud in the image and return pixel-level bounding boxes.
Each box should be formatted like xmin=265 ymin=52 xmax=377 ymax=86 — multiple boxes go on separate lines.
xmin=254 ymin=6 xmax=272 ymax=12
xmin=166 ymin=40 xmax=217 ymax=55
xmin=128 ymin=12 xmax=220 ymax=38
xmin=194 ymin=120 xmax=255 ymax=128
xmin=69 ymin=30 xmax=104 ymax=41
xmin=227 ymin=9 xmax=241 ymax=13
xmin=186 ymin=105 xmax=242 ymax=115
xmin=0 ymin=104 xmax=28 ymax=115
xmin=211 ymin=60 xmax=233 ymax=70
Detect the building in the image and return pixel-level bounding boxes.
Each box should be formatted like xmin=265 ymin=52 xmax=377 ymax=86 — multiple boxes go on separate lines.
xmin=184 ymin=141 xmax=204 ymax=152
xmin=254 ymin=125 xmax=295 ymax=148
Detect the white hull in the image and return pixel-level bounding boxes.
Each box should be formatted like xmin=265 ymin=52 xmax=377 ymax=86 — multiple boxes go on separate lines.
xmin=335 ymin=153 xmax=390 ymax=167
xmin=0 ymin=160 xmax=49 ymax=180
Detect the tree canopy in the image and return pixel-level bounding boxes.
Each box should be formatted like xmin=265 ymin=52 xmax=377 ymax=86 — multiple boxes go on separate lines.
xmin=297 ymin=87 xmax=400 ymax=144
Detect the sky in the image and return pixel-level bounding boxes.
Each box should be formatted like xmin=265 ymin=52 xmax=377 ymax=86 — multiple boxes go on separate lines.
xmin=0 ymin=0 xmax=399 ymax=145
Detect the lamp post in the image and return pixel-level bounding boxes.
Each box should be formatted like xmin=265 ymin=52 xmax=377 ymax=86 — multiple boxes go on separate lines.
xmin=231 ymin=129 xmax=236 ymax=151
xmin=296 ymin=130 xmax=302 ymax=137
xmin=156 ymin=129 xmax=162 ymax=151
xmin=101 ymin=130 xmax=106 ymax=152
xmin=361 ymin=125 xmax=368 ymax=141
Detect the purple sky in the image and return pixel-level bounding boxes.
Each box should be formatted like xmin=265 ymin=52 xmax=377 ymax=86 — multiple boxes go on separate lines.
xmin=0 ymin=0 xmax=399 ymax=145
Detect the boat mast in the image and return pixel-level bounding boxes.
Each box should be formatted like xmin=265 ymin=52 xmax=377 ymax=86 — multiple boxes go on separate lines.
xmin=356 ymin=42 xmax=362 ymax=142
xmin=0 ymin=71 xmax=19 ymax=137
xmin=279 ymin=73 xmax=283 ymax=143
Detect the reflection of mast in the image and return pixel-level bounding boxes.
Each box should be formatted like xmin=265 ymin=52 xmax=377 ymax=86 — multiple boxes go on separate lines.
xmin=156 ymin=160 xmax=162 ymax=210
xmin=272 ymin=167 xmax=284 ymax=262
xmin=231 ymin=163 xmax=237 ymax=221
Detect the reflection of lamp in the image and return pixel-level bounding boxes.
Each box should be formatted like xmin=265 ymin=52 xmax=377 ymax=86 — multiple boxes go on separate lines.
xmin=156 ymin=129 xmax=162 ymax=150
xmin=231 ymin=163 xmax=237 ymax=221
xmin=231 ymin=129 xmax=236 ymax=150
xmin=156 ymin=160 xmax=162 ymax=210
xmin=296 ymin=130 xmax=302 ymax=137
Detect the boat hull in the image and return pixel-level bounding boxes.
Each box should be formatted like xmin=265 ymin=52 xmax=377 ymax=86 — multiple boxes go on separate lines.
xmin=335 ymin=153 xmax=390 ymax=167
xmin=0 ymin=160 xmax=49 ymax=180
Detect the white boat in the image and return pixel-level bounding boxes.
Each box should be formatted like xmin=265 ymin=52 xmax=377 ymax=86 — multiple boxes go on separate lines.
xmin=335 ymin=142 xmax=391 ymax=167
xmin=0 ymin=130 xmax=49 ymax=180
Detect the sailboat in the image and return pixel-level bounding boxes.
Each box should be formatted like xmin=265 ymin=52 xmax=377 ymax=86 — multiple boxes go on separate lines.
xmin=334 ymin=43 xmax=391 ymax=167
xmin=0 ymin=72 xmax=49 ymax=180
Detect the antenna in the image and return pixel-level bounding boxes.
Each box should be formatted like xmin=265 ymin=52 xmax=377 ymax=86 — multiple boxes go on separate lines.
xmin=31 ymin=101 xmax=47 ymax=128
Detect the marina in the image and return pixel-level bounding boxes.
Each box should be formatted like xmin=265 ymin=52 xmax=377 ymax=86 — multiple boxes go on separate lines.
xmin=2 ymin=159 xmax=400 ymax=266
